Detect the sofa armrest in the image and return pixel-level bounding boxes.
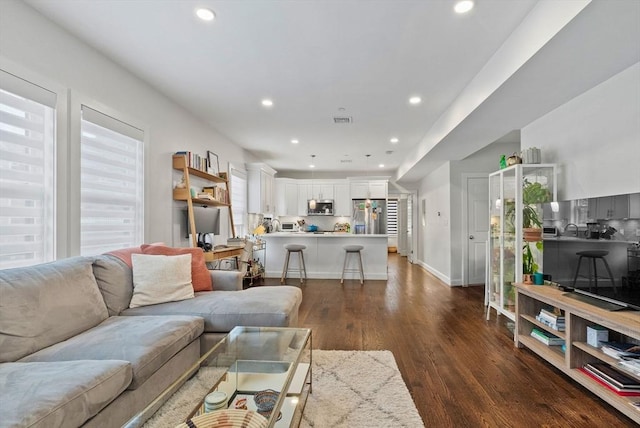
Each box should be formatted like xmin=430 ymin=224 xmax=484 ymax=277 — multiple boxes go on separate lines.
xmin=210 ymin=270 xmax=243 ymax=291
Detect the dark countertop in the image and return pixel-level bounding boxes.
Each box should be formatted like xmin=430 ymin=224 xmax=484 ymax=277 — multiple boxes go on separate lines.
xmin=543 ymin=236 xmax=636 ymax=244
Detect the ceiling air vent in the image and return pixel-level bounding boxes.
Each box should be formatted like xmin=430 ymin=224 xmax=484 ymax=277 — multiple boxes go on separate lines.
xmin=333 ymin=116 xmax=353 ymax=124
xmin=340 ymin=159 xmax=352 ymax=163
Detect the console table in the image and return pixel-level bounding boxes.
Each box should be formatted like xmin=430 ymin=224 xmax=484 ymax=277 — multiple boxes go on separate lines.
xmin=515 ymin=283 xmax=640 ymax=423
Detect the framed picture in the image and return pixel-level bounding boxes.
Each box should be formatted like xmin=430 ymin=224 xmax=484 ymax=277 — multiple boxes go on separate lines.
xmin=207 ymin=151 xmax=219 ymax=176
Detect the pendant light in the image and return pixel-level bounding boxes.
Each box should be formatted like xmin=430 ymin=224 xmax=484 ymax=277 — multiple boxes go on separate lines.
xmin=309 ymin=155 xmax=317 ymax=209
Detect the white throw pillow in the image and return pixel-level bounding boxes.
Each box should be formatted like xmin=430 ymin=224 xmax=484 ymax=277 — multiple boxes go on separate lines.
xmin=129 ymin=253 xmax=195 ymax=308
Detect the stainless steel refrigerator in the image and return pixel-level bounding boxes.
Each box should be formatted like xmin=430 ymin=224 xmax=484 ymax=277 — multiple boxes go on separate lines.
xmin=351 ymin=199 xmax=386 ymax=234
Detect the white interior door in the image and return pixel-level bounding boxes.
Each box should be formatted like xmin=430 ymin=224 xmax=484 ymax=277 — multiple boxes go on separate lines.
xmin=407 ymin=194 xmax=414 ymax=263
xmin=465 ymin=175 xmax=489 ymax=285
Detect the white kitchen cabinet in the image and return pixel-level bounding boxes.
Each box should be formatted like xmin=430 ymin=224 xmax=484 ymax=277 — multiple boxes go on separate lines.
xmin=297 ymin=183 xmax=312 ymax=216
xmin=630 ymin=193 xmax=640 ymax=218
xmin=349 ymin=180 xmax=388 ymax=199
xmin=247 ymin=163 xmax=276 ymax=214
xmin=334 ymin=182 xmax=351 ymax=217
xmin=590 ymin=194 xmax=630 ymax=219
xmin=312 ymin=182 xmax=334 ymax=200
xmin=275 ymin=178 xmax=298 ymax=216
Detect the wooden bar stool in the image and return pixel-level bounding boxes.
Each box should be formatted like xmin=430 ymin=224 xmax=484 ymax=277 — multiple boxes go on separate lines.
xmin=281 ymin=244 xmax=307 ymax=284
xmin=341 ymin=245 xmax=364 ymax=285
xmin=571 ymin=250 xmax=617 ymax=294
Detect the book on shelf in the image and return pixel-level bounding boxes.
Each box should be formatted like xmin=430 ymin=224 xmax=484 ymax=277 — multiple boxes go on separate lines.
xmin=175 ymin=151 xmax=210 ymax=173
xmin=631 ymin=401 xmax=640 ymax=412
xmin=539 ymin=308 xmax=565 ymax=321
xmin=530 ymin=328 xmax=564 ymax=346
xmin=619 ymin=359 xmax=640 ymax=378
xmin=535 ymin=314 xmax=565 ymax=331
xmin=585 ymin=363 xmax=640 ymax=389
xmin=600 ymin=342 xmax=640 ymax=359
xmin=579 ymin=367 xmax=640 ymax=396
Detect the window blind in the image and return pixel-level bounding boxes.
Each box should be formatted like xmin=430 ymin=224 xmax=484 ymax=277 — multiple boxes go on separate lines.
xmin=387 ymin=198 xmax=398 ymax=236
xmin=0 ymin=71 xmax=56 ymax=269
xmin=80 ymin=106 xmax=143 ymax=256
xmin=230 ymin=167 xmax=247 ymax=238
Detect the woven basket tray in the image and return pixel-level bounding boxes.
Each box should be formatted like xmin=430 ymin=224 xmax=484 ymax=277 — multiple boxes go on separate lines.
xmin=176 ymin=409 xmax=268 ymax=428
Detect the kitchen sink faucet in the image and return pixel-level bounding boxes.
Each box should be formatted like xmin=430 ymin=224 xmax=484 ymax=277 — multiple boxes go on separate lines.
xmin=564 ymin=223 xmax=579 ymax=237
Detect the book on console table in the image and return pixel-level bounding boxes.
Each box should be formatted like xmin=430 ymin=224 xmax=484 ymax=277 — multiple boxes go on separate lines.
xmin=600 ymin=342 xmax=640 ymax=359
xmin=579 ymin=367 xmax=640 ymax=396
xmin=530 ymin=328 xmax=564 ymax=346
xmin=585 ymin=363 xmax=640 ymax=389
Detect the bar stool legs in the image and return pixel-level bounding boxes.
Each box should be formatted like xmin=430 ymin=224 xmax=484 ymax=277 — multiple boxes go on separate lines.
xmin=341 ymin=245 xmax=364 ymax=285
xmin=571 ymin=250 xmax=616 ymax=294
xmin=281 ymin=244 xmax=307 ymax=284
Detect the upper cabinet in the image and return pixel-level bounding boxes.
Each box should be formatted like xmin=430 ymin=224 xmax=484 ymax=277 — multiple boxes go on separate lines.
xmin=247 ymin=163 xmax=277 ymax=214
xmin=275 ymin=178 xmax=298 ymax=216
xmin=588 ymin=194 xmax=635 ymax=219
xmin=334 ymin=182 xmax=351 ymax=217
xmin=350 ymin=180 xmax=388 ymax=199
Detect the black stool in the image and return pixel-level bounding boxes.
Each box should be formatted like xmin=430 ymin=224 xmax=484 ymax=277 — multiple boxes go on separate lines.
xmin=341 ymin=245 xmax=364 ymax=285
xmin=571 ymin=250 xmax=616 ymax=294
xmin=281 ymin=244 xmax=307 ymax=284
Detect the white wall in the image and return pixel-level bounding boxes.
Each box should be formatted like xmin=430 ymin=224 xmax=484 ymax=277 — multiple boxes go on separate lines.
xmin=449 ymin=141 xmax=520 ymax=285
xmin=0 ymin=0 xmax=255 ymax=254
xmin=522 ymin=62 xmax=640 ymax=201
xmin=417 ymin=162 xmax=451 ymax=283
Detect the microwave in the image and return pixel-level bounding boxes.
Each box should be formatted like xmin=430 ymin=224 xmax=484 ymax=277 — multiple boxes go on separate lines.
xmin=307 ymin=200 xmax=334 ymax=216
xmin=280 ymin=222 xmax=298 ymax=232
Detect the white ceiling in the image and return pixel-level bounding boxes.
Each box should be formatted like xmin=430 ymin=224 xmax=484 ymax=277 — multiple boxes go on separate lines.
xmin=24 ymin=0 xmax=640 ymax=182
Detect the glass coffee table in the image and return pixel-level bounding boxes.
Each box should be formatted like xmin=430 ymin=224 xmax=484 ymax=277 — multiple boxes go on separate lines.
xmin=124 ymin=326 xmax=312 ymax=428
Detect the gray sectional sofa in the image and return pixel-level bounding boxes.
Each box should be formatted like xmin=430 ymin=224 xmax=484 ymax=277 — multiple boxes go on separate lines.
xmin=0 ymin=252 xmax=303 ymax=428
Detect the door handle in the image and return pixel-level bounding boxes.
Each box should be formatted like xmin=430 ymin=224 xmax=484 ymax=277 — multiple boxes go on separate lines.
xmin=469 ymin=235 xmax=474 ymax=239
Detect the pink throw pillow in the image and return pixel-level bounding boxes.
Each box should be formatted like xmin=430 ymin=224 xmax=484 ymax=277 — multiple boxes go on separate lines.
xmin=140 ymin=245 xmax=212 ymax=292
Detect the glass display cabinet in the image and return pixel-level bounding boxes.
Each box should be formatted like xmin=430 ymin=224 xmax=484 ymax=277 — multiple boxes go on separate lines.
xmin=487 ymin=164 xmax=556 ymax=322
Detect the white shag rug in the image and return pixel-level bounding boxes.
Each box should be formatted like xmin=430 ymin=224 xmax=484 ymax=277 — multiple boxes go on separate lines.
xmin=143 ymin=350 xmax=424 ymax=428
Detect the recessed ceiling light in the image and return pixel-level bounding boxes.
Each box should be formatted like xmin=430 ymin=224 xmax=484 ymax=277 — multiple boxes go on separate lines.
xmin=379 ymin=164 xmax=385 ymax=168
xmin=261 ymin=99 xmax=273 ymax=107
xmin=390 ymin=137 xmax=399 ymax=144
xmin=409 ymin=96 xmax=422 ymax=105
xmin=291 ymin=139 xmax=299 ymax=144
xmin=196 ymin=8 xmax=215 ymax=21
xmin=309 ymin=164 xmax=315 ymax=168
xmin=454 ymin=1 xmax=474 ymax=14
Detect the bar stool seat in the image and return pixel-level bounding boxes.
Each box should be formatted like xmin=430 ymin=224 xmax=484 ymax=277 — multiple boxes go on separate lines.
xmin=572 ymin=250 xmax=616 ymax=294
xmin=341 ymin=245 xmax=364 ymax=285
xmin=281 ymin=244 xmax=307 ymax=284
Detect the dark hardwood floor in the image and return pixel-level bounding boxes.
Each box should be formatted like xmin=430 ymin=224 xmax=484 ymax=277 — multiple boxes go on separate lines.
xmin=263 ymin=253 xmax=635 ymax=427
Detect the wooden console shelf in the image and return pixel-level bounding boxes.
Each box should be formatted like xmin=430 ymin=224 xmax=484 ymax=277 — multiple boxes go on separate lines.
xmin=515 ymin=283 xmax=640 ymax=423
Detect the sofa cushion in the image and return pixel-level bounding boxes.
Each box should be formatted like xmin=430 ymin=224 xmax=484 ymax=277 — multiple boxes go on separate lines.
xmin=0 ymin=257 xmax=109 ymax=363
xmin=130 ymin=253 xmax=194 ymax=308
xmin=92 ymin=254 xmax=134 ymax=316
xmin=19 ymin=315 xmax=204 ymax=390
xmin=141 ymin=244 xmax=212 ymax=292
xmin=0 ymin=360 xmax=132 ymax=428
xmin=122 ymin=286 xmax=302 ymax=333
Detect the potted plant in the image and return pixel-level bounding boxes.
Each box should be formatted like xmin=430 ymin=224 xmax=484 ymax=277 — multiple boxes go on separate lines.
xmin=521 ymin=179 xmax=551 ymax=242
xmin=523 ymin=241 xmax=543 ymax=284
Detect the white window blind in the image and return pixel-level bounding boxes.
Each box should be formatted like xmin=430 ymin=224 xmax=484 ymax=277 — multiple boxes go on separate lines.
xmin=0 ymin=71 xmax=56 ymax=269
xmin=80 ymin=106 xmax=143 ymax=256
xmin=387 ymin=198 xmax=398 ymax=236
xmin=230 ymin=167 xmax=247 ymax=238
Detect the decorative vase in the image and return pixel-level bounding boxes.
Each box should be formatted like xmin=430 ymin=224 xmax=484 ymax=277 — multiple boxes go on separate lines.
xmin=523 ymin=274 xmax=533 ymax=285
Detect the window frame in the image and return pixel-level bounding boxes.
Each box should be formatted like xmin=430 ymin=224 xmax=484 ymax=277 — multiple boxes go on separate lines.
xmin=0 ymin=61 xmax=68 ymax=262
xmin=69 ymin=91 xmax=148 ymax=256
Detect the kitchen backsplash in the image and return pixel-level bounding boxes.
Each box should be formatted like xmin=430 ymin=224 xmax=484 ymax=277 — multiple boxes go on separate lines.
xmin=277 ymin=215 xmax=351 ymax=232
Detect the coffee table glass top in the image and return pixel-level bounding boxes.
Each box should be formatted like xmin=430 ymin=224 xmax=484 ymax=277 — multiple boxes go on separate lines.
xmin=124 ymin=326 xmax=312 ymax=428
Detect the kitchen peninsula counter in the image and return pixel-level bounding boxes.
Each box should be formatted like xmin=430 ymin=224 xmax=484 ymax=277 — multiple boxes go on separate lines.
xmin=260 ymin=232 xmax=388 ymax=280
